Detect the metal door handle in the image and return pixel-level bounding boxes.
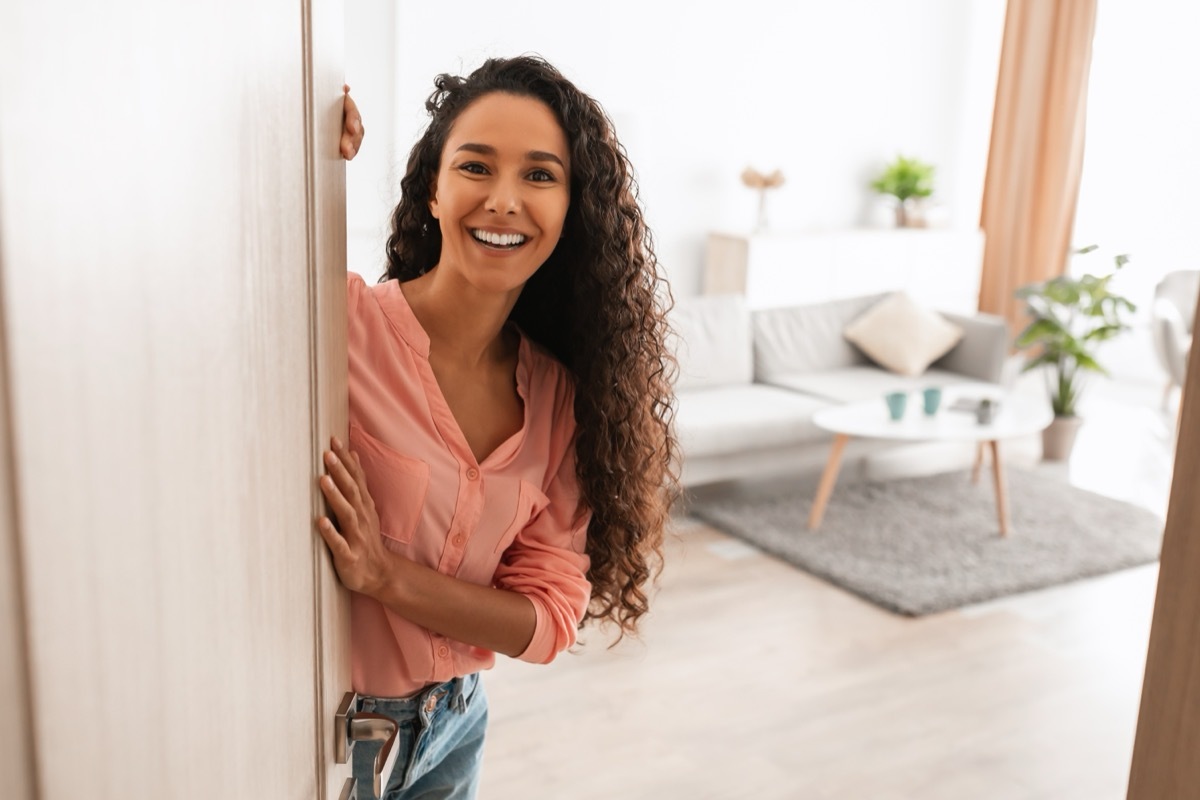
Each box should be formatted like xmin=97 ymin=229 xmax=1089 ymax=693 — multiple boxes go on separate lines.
xmin=336 ymin=691 xmax=400 ymax=799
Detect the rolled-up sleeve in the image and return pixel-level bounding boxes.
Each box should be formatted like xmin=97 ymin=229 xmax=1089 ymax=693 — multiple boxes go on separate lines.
xmin=492 ymin=387 xmax=592 ymax=664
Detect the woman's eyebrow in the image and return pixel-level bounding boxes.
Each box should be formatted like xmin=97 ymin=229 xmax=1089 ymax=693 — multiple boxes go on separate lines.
xmin=527 ymin=150 xmax=565 ymax=168
xmin=455 ymin=142 xmax=565 ymax=168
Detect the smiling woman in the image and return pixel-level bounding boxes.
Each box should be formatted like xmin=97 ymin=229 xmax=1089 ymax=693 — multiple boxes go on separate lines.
xmin=428 ymin=93 xmax=571 ymax=296
xmin=321 ymin=56 xmax=679 ymax=799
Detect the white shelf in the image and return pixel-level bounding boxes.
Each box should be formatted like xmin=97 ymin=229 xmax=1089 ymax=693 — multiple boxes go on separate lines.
xmin=703 ymin=228 xmax=985 ymax=314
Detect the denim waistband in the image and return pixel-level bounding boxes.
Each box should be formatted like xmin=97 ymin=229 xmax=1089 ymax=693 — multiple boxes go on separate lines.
xmin=360 ymin=673 xmax=477 ymax=717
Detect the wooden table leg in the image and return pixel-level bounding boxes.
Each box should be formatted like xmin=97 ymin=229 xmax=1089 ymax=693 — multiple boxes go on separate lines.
xmin=988 ymin=439 xmax=1011 ymax=536
xmin=971 ymin=441 xmax=986 ymax=484
xmin=809 ymin=434 xmax=850 ymax=530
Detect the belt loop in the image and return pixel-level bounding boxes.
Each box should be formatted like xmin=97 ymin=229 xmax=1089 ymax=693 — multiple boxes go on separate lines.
xmin=451 ymin=676 xmax=467 ymax=713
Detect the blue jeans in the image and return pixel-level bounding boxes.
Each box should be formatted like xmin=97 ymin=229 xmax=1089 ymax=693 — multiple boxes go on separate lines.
xmin=352 ymin=673 xmax=487 ymax=800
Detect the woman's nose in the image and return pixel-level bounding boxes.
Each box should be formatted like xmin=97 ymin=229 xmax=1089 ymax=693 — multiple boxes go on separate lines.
xmin=485 ymin=177 xmax=522 ymax=215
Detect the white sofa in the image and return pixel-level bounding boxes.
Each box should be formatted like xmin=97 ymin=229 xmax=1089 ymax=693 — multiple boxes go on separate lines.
xmin=1150 ymin=270 xmax=1198 ymax=402
xmin=670 ymin=292 xmax=1010 ymax=487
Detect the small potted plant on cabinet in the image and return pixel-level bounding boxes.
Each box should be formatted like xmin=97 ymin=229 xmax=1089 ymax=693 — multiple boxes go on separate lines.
xmin=870 ymin=155 xmax=935 ymax=227
xmin=1013 ymin=246 xmax=1136 ymax=460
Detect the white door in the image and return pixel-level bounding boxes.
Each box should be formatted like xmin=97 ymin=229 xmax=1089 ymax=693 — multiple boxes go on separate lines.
xmin=0 ymin=1 xmax=353 ymax=797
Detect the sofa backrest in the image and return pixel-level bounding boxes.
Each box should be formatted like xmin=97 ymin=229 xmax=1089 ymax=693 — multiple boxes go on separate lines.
xmin=752 ymin=293 xmax=887 ymax=380
xmin=1156 ymin=269 xmax=1200 ymax=333
xmin=668 ymin=293 xmax=754 ymax=391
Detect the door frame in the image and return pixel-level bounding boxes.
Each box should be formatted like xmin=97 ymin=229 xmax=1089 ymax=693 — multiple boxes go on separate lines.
xmin=302 ymin=0 xmax=353 ymax=795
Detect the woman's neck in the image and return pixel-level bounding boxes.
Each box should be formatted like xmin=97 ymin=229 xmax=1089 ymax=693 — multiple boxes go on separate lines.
xmin=399 ymin=267 xmax=519 ymax=369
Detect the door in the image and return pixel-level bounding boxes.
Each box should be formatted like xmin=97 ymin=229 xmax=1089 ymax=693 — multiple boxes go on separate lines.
xmin=0 ymin=1 xmax=352 ymax=798
xmin=1127 ymin=297 xmax=1200 ymax=797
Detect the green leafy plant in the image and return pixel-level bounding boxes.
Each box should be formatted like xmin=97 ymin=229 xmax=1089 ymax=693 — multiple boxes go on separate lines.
xmin=1013 ymin=246 xmax=1136 ymax=417
xmin=870 ymin=155 xmax=936 ymax=202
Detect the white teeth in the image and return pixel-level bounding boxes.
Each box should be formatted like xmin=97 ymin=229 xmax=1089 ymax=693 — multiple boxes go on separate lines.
xmin=472 ymin=229 xmax=527 ymax=247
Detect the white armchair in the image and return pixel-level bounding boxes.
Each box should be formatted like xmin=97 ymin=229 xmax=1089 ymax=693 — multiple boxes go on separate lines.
xmin=1150 ymin=270 xmax=1199 ymax=407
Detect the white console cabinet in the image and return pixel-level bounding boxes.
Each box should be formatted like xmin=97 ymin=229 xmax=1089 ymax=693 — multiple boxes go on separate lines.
xmin=703 ymin=229 xmax=985 ymax=314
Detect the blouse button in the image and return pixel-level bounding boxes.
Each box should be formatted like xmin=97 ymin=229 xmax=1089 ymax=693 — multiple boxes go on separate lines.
xmin=466 ymin=467 xmax=479 ymax=480
xmin=437 ymin=645 xmax=449 ymax=658
xmin=453 ymin=534 xmax=465 ymax=546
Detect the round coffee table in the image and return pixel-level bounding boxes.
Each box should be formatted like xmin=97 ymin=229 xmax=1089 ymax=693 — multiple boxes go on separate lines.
xmin=808 ymin=392 xmax=1053 ymax=536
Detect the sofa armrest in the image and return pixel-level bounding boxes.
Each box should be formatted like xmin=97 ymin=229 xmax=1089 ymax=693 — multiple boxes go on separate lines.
xmin=932 ymin=311 xmax=1008 ymax=385
xmin=669 ymin=293 xmax=755 ymax=391
xmin=1153 ymin=299 xmax=1192 ymax=386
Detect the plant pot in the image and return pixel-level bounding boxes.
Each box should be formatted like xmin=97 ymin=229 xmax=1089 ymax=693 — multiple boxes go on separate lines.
xmin=1042 ymin=415 xmax=1083 ymax=461
xmin=893 ymin=198 xmax=928 ymax=228
xmin=975 ymin=399 xmax=998 ymax=425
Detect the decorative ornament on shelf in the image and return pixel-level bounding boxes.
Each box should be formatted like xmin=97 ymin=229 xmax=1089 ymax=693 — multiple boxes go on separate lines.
xmin=870 ymin=155 xmax=935 ymax=228
xmin=741 ymin=167 xmax=785 ymax=232
xmin=1013 ymin=245 xmax=1136 ymax=460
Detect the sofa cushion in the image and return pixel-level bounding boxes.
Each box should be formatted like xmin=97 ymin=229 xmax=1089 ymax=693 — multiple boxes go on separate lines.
xmin=669 ymin=294 xmax=754 ymax=391
xmin=843 ymin=292 xmax=964 ymax=376
xmin=929 ymin=311 xmax=1009 ymax=385
xmin=674 ymin=385 xmax=833 ymax=458
xmin=762 ymin=366 xmax=988 ymax=405
xmin=753 ymin=294 xmax=887 ymax=381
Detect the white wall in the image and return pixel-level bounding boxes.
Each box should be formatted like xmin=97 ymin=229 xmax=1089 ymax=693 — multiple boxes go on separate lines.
xmin=346 ymin=0 xmax=1007 ymax=295
xmin=344 ymin=0 xmax=397 ymax=281
xmin=1071 ymin=1 xmax=1200 ymax=385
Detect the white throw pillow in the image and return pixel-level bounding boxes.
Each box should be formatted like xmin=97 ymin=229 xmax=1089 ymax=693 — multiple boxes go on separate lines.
xmin=843 ymin=292 xmax=964 ymax=376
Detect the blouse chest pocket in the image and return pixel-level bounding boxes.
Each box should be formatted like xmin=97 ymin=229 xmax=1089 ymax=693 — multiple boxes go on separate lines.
xmin=494 ymin=479 xmax=552 ymax=553
xmin=349 ymin=423 xmax=429 ymax=546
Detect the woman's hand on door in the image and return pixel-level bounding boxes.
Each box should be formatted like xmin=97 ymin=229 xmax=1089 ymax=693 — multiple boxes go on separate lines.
xmin=340 ymin=84 xmax=364 ymax=161
xmin=317 ymin=435 xmax=394 ymax=597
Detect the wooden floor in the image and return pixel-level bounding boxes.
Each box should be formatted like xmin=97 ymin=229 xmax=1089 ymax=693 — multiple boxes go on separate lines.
xmin=479 ymin=378 xmax=1178 ymax=800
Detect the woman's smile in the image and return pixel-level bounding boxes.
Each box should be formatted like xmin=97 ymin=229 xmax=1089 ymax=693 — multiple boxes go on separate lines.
xmin=469 ymin=227 xmax=530 ymax=251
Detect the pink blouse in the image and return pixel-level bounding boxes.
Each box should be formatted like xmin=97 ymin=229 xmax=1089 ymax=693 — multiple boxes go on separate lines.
xmin=346 ymin=272 xmax=592 ymax=698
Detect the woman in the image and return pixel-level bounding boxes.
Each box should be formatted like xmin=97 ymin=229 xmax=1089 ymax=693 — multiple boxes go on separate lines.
xmin=321 ymin=56 xmax=678 ymax=798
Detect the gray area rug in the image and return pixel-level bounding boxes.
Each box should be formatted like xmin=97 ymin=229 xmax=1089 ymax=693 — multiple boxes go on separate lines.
xmin=687 ymin=468 xmax=1164 ymax=616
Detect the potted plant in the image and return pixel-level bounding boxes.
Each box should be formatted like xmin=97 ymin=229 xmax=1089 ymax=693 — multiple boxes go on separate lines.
xmin=870 ymin=155 xmax=935 ymax=227
xmin=1013 ymin=246 xmax=1136 ymax=460
xmin=975 ymin=398 xmax=998 ymax=425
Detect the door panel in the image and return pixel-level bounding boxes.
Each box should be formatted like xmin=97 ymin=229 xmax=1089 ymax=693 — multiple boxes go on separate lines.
xmin=0 ymin=2 xmax=347 ymax=797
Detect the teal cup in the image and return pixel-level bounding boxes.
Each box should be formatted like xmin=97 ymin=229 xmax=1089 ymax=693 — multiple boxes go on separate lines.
xmin=884 ymin=391 xmax=908 ymax=421
xmin=922 ymin=386 xmax=942 ymax=416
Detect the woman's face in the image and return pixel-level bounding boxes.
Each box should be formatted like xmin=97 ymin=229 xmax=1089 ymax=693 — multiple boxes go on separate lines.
xmin=429 ymin=92 xmax=571 ymax=297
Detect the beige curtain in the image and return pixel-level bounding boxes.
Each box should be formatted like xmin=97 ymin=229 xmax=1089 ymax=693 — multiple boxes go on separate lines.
xmin=978 ymin=0 xmax=1099 ymax=332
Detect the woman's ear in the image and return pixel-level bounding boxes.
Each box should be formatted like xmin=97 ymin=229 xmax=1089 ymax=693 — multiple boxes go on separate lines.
xmin=428 ymin=181 xmax=439 ymax=219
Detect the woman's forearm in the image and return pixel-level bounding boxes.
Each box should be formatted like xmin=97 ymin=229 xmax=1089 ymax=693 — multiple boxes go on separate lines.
xmin=370 ymin=553 xmax=537 ymax=658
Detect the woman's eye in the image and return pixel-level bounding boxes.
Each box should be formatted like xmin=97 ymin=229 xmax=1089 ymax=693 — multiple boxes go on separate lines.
xmin=459 ymin=162 xmax=488 ymax=175
xmin=528 ymin=169 xmax=555 ymax=183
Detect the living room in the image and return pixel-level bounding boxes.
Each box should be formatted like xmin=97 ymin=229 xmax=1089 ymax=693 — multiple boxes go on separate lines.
xmin=343 ymin=1 xmax=1198 ymax=798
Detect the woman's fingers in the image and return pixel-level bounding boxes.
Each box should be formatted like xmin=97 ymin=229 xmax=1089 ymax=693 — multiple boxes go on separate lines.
xmin=318 ymin=473 xmax=359 ymax=537
xmin=334 ymin=440 xmax=374 ymax=510
xmin=323 ymin=447 xmax=362 ymax=506
xmin=344 ymin=92 xmax=362 ymax=130
xmin=315 ymin=515 xmax=351 ymax=558
xmin=321 ymin=437 xmax=378 ymax=541
xmin=340 ymin=87 xmax=365 ymax=160
xmin=316 ymin=436 xmax=391 ymax=597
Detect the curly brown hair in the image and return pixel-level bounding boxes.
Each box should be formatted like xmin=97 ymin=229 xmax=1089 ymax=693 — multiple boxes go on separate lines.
xmin=382 ymin=55 xmax=679 ymax=639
